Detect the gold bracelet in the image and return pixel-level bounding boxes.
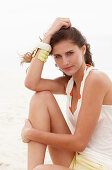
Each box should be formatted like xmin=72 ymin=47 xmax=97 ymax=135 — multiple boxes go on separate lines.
xmin=32 ymin=48 xmax=38 ymax=58
xmin=39 ymin=49 xmax=49 ymax=56
xmin=38 ymin=52 xmax=48 ymax=59
xmin=37 ymin=55 xmax=47 ymax=63
xmin=32 ymin=47 xmax=49 ymax=63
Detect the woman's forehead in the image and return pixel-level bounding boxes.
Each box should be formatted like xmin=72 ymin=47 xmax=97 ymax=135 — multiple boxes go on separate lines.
xmin=52 ymin=41 xmax=78 ymax=54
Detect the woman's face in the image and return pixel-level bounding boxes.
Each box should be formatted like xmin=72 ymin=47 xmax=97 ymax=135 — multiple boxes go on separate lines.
xmin=52 ymin=40 xmax=86 ymax=76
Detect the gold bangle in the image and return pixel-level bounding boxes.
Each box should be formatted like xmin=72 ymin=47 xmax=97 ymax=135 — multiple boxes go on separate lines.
xmin=39 ymin=49 xmax=49 ymax=56
xmin=38 ymin=52 xmax=48 ymax=59
xmin=32 ymin=48 xmax=38 ymax=58
xmin=37 ymin=55 xmax=47 ymax=63
xmin=31 ymin=47 xmax=49 ymax=63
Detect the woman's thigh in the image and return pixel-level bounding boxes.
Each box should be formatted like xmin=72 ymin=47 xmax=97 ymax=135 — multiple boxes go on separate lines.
xmin=31 ymin=91 xmax=75 ymax=168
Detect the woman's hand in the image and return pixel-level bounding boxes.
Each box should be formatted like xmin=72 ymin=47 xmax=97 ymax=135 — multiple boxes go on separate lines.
xmin=44 ymin=17 xmax=72 ymax=39
xmin=21 ymin=119 xmax=32 ymax=143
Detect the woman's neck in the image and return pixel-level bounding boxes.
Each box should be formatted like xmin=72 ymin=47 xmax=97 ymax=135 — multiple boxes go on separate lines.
xmin=72 ymin=62 xmax=86 ymax=88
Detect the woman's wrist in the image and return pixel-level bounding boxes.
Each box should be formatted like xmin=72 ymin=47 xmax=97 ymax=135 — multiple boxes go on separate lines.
xmin=26 ymin=128 xmax=38 ymax=140
xmin=27 ymin=128 xmax=42 ymax=142
xmin=26 ymin=128 xmax=32 ymax=140
xmin=42 ymin=32 xmax=53 ymax=44
xmin=21 ymin=127 xmax=32 ymax=142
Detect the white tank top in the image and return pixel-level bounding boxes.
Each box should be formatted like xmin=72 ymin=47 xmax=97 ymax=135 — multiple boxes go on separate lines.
xmin=65 ymin=64 xmax=112 ymax=169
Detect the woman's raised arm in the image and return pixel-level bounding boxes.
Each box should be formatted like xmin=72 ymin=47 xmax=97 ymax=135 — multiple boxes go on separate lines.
xmin=24 ymin=18 xmax=72 ymax=93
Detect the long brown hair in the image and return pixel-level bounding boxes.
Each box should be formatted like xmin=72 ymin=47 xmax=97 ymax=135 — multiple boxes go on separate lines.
xmin=20 ymin=27 xmax=95 ymax=76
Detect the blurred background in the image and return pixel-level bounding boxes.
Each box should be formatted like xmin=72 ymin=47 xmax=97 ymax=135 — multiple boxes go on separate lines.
xmin=0 ymin=0 xmax=112 ymax=169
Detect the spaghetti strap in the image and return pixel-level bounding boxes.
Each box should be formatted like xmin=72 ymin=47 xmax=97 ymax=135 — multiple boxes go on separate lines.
xmin=70 ymin=66 xmax=98 ymax=113
xmin=80 ymin=66 xmax=98 ymax=98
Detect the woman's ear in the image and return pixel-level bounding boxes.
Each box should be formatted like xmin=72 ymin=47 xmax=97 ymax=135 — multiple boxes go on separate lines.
xmin=81 ymin=45 xmax=86 ymax=56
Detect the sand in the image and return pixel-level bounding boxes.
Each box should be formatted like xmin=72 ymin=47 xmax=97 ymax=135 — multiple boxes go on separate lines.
xmin=0 ymin=71 xmax=67 ymax=170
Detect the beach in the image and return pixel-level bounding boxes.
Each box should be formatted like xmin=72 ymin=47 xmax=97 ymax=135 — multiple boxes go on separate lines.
xmin=0 ymin=70 xmax=67 ymax=170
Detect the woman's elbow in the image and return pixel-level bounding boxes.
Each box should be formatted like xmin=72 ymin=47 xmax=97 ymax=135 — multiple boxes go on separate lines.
xmin=24 ymin=79 xmax=36 ymax=91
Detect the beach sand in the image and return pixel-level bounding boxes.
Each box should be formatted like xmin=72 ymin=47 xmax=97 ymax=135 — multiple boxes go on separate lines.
xmin=0 ymin=71 xmax=67 ymax=170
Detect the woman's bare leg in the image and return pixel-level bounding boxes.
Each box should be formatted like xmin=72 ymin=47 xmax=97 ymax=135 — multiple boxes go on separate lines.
xmin=33 ymin=164 xmax=73 ymax=170
xmin=28 ymin=91 xmax=50 ymax=170
xmin=28 ymin=91 xmax=75 ymax=170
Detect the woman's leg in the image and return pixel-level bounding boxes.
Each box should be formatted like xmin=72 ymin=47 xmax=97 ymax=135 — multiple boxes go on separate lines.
xmin=33 ymin=164 xmax=72 ymax=170
xmin=28 ymin=91 xmax=75 ymax=170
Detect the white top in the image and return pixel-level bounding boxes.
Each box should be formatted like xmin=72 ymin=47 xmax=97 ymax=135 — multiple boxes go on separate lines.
xmin=65 ymin=65 xmax=112 ymax=169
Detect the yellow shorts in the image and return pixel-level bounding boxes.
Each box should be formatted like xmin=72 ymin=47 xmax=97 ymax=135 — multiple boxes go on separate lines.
xmin=69 ymin=152 xmax=108 ymax=170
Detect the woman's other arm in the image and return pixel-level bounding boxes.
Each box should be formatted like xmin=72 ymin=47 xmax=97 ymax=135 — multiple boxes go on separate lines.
xmin=24 ymin=18 xmax=72 ymax=94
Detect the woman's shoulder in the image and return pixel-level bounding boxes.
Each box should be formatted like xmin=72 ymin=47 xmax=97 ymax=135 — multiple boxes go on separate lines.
xmin=89 ymin=68 xmax=111 ymax=82
xmin=86 ymin=68 xmax=112 ymax=93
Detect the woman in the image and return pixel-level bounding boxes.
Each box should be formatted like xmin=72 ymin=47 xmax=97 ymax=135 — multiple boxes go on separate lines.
xmin=21 ymin=18 xmax=112 ymax=170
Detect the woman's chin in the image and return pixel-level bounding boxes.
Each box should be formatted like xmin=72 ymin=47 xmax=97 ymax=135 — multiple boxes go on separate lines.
xmin=63 ymin=71 xmax=73 ymax=76
xmin=64 ymin=69 xmax=78 ymax=76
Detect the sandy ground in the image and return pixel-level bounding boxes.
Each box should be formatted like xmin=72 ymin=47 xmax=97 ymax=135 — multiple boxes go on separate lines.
xmin=0 ymin=71 xmax=67 ymax=170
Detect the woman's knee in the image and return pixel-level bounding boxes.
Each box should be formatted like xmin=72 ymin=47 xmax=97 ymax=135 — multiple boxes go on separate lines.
xmin=30 ymin=91 xmax=53 ymax=106
xmin=28 ymin=91 xmax=53 ymax=120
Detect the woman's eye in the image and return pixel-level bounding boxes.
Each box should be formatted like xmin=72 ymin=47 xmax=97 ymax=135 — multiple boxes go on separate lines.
xmin=55 ymin=52 xmax=73 ymax=58
xmin=68 ymin=51 xmax=73 ymax=55
xmin=55 ymin=55 xmax=61 ymax=58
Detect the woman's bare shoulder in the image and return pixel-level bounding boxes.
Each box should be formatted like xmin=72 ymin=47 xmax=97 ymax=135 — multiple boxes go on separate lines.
xmin=87 ymin=69 xmax=112 ymax=92
xmin=89 ymin=69 xmax=111 ymax=81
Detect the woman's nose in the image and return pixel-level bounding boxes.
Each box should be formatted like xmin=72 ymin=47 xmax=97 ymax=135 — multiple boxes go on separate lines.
xmin=62 ymin=57 xmax=70 ymax=66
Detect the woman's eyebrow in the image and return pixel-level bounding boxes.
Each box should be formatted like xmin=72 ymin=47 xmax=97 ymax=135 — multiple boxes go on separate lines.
xmin=54 ymin=50 xmax=73 ymax=56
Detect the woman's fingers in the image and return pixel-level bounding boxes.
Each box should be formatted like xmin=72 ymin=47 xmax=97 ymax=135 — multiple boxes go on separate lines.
xmin=21 ymin=119 xmax=31 ymax=143
xmin=56 ymin=17 xmax=70 ymax=22
xmin=58 ymin=17 xmax=72 ymax=26
xmin=61 ymin=21 xmax=71 ymax=28
xmin=25 ymin=119 xmax=32 ymax=128
xmin=21 ymin=128 xmax=30 ymax=143
xmin=22 ymin=137 xmax=30 ymax=143
xmin=44 ymin=17 xmax=72 ymax=40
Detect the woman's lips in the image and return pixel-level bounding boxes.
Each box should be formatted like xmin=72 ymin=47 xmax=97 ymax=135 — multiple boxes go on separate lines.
xmin=64 ymin=66 xmax=73 ymax=70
